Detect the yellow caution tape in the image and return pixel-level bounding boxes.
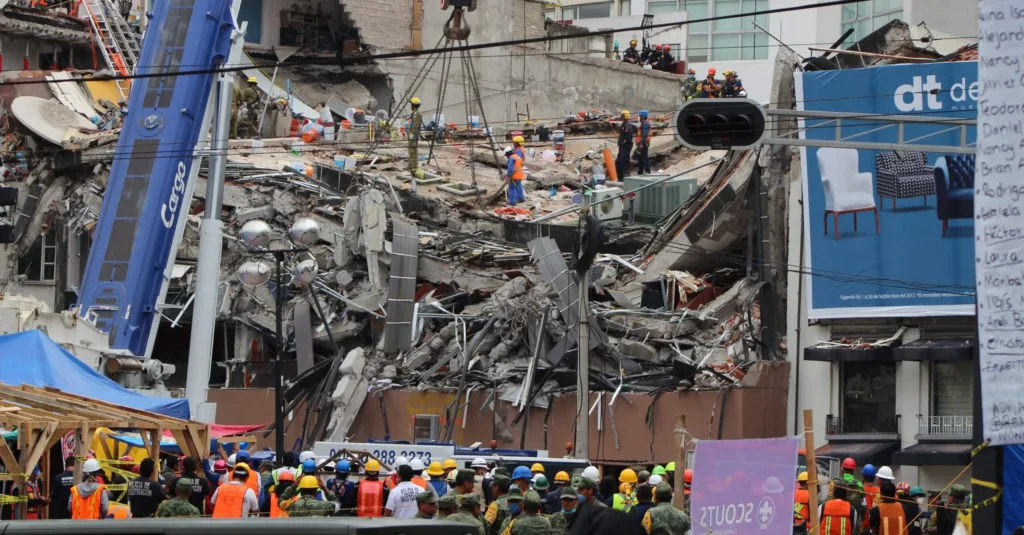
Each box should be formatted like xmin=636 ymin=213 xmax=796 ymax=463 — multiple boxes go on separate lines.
xmin=106 ymin=484 xmax=128 ymax=492
xmin=0 ymin=495 xmax=28 ymax=505
xmin=0 ymin=473 xmax=32 ymax=478
xmin=75 ymin=456 xmax=140 ymax=466
xmin=105 ymin=465 xmax=140 ymax=480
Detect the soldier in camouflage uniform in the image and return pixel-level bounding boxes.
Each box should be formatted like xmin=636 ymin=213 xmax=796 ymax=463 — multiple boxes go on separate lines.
xmin=498 ymin=486 xmax=525 ymax=535
xmin=415 ymin=489 xmax=439 ymax=519
xmin=156 ymin=478 xmax=201 ymax=518
xmin=927 ymin=484 xmax=969 ymax=535
xmin=507 ymin=491 xmax=551 ymax=535
xmin=576 ymin=477 xmax=607 ymax=508
xmin=446 ymin=493 xmax=486 ymax=535
xmin=484 ymin=475 xmax=512 ymax=535
xmin=641 ymin=482 xmax=692 ymax=535
xmin=549 ymin=486 xmax=579 ymax=534
xmin=436 ymin=491 xmax=459 ymax=520
xmin=235 ymin=77 xmax=262 ymax=139
xmin=284 ymin=476 xmax=337 ymax=517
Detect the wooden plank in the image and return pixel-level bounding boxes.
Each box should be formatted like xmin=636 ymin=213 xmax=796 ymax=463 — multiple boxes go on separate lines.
xmin=0 ymin=434 xmax=21 ymax=476
xmin=0 ymin=386 xmax=116 ymax=421
xmin=25 ymin=384 xmax=190 ymax=428
xmin=169 ymin=430 xmax=191 ymax=460
xmin=150 ymin=428 xmax=162 ymax=461
xmin=803 ymin=410 xmax=821 ymax=534
xmin=0 ymin=407 xmax=22 ymax=413
xmin=98 ymin=430 xmax=115 ymax=460
xmin=673 ymin=414 xmax=685 ymax=509
xmin=186 ymin=425 xmax=207 ymax=460
xmin=74 ymin=424 xmax=90 ymax=485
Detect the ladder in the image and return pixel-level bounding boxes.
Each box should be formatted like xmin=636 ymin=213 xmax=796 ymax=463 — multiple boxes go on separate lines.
xmin=79 ymin=0 xmax=142 ymax=102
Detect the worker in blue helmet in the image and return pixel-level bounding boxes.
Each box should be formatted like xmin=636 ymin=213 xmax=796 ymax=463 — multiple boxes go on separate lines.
xmin=634 ymin=110 xmax=652 ymax=175
xmin=512 ymin=466 xmax=533 ymax=493
xmin=279 ymin=459 xmax=337 ymax=505
xmin=327 ymin=460 xmax=357 ymax=516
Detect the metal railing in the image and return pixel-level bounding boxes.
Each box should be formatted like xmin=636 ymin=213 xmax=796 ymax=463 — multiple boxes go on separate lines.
xmin=917 ymin=414 xmax=973 ymax=437
xmin=826 ymin=414 xmax=901 ymax=437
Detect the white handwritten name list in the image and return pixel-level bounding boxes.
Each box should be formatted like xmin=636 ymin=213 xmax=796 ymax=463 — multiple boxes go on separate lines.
xmin=978 ymin=0 xmax=1024 ymax=446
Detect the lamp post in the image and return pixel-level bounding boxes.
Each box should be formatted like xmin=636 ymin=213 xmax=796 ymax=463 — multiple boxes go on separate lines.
xmin=236 ymin=217 xmax=320 ymax=467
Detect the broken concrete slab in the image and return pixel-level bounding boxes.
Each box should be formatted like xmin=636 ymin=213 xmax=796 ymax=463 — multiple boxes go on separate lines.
xmin=339 ymin=347 xmax=366 ymax=377
xmin=618 ymin=338 xmax=658 ymax=362
xmin=235 ymin=205 xmax=277 ymax=223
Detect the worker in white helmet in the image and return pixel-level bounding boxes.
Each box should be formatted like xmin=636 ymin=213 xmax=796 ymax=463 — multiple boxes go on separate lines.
xmin=70 ymin=459 xmax=110 ymax=519
xmin=386 ymin=456 xmax=411 ymax=491
xmin=409 ymin=458 xmax=429 ymax=490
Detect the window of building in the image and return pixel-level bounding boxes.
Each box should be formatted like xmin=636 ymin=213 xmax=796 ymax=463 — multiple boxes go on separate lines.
xmin=562 ymin=2 xmax=613 ymax=19
xmin=18 ymin=229 xmax=57 ymax=283
xmin=545 ymin=8 xmax=557 ymax=20
xmin=413 ymin=415 xmax=440 ymax=443
xmin=933 ymin=361 xmax=973 ymax=417
xmin=840 ymin=362 xmax=898 ymax=434
xmin=620 ymin=0 xmax=631 ymax=16
xmin=237 ymin=0 xmax=263 ymax=44
xmin=646 ymin=0 xmax=768 ymax=62
xmin=840 ymin=0 xmax=902 ymax=46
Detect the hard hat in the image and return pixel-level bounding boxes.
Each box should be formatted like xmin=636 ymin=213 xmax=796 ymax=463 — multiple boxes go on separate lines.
xmin=227 ymin=454 xmax=237 ymax=468
xmin=910 ymin=486 xmax=926 ymax=497
xmin=365 ymin=459 xmax=381 ymax=473
xmin=651 ymin=465 xmax=666 ymax=476
xmin=395 ymin=456 xmax=410 ymax=468
xmin=512 ymin=466 xmax=533 ymax=480
xmin=841 ymin=458 xmax=856 ymax=470
xmin=622 ymin=110 xmax=631 ymax=119
xmin=664 ymin=45 xmax=671 ymax=51
xmin=299 ymin=475 xmax=320 ymax=490
xmin=533 ymin=474 xmax=549 ymax=490
xmin=83 ymin=459 xmax=102 ymax=474
xmin=639 ymin=109 xmax=649 ymax=118
xmin=279 ymin=471 xmax=295 ymax=482
xmin=683 ymin=469 xmax=693 ymax=484
xmin=236 ymin=450 xmax=250 ymax=462
xmin=654 ymin=44 xmax=662 ymax=50
xmin=862 ymin=464 xmax=877 ymax=478
xmin=247 ymin=77 xmax=257 ymax=83
xmin=119 ymin=455 xmax=134 ymax=462
xmin=554 ymin=471 xmax=570 ymax=483
xmin=337 ymin=460 xmax=351 ymax=473
xmin=235 ymin=462 xmax=251 ymax=473
xmin=512 ymin=136 xmax=525 ymax=145
xmin=665 ymin=462 xmax=675 ymax=472
xmin=446 ymin=470 xmax=458 ymax=483
xmin=582 ymin=466 xmax=600 ymax=481
xmin=302 ymin=459 xmax=316 ymax=474
xmin=443 ymin=459 xmax=458 ymax=470
xmin=649 ymin=474 xmax=663 ymax=486
xmin=504 ymin=146 xmax=514 ymax=156
xmin=630 ymin=39 xmax=637 ymax=46
xmin=797 ymin=472 xmax=809 ymax=483
xmin=723 ymin=69 xmax=734 ymax=77
xmin=707 ymin=68 xmax=716 ymax=75
xmin=896 ymin=481 xmax=911 ymax=495
xmin=472 ymin=458 xmax=488 ymax=469
xmin=299 ymin=451 xmax=315 ymax=463
xmin=410 ymin=458 xmax=425 ymax=471
xmin=427 ymin=461 xmax=445 ymax=476
xmin=619 ymin=468 xmax=638 ymax=484
xmin=531 ymin=463 xmax=545 ymax=473
xmin=410 ymin=97 xmax=421 ymax=106
xmin=214 ymin=460 xmax=228 ymax=473
xmin=876 ymin=466 xmax=895 ymax=480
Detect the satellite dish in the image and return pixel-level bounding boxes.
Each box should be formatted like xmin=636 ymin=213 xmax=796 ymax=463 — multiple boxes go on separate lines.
xmin=11 ymin=97 xmax=95 ymax=145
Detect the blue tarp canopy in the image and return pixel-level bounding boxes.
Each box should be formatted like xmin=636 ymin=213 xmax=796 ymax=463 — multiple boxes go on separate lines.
xmin=0 ymin=330 xmax=190 ymax=419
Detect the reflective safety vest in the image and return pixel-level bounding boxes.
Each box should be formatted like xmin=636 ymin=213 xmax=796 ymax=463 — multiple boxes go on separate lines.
xmin=509 ymin=153 xmax=525 ymax=181
xmin=819 ymin=499 xmax=852 ymax=535
xmin=612 ymin=492 xmax=635 ymax=512
xmin=71 ymin=484 xmax=106 ymax=520
xmin=357 ymin=479 xmax=384 ymax=517
xmin=878 ymin=502 xmax=907 ymax=535
xmin=24 ymin=482 xmax=41 ymax=520
xmin=385 ymin=473 xmax=400 ymax=491
xmin=270 ymin=493 xmax=289 ymax=518
xmin=412 ymin=476 xmax=428 ymax=490
xmin=107 ymin=502 xmax=132 ymax=520
xmin=862 ymin=483 xmax=880 ymax=529
xmin=794 ymin=488 xmax=810 ymax=527
xmin=213 ymin=483 xmax=248 ymax=518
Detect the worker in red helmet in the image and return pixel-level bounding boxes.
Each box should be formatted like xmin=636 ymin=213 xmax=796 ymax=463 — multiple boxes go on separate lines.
xmin=656 ymin=44 xmax=675 ymax=72
xmin=828 ymin=458 xmax=864 ymax=513
xmin=680 ymin=469 xmax=694 ymax=515
xmin=699 ymin=68 xmax=722 ymax=98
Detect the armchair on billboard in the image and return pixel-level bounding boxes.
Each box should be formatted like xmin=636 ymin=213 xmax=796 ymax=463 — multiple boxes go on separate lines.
xmin=795 ymin=62 xmax=978 ymax=319
xmin=690 ymin=437 xmax=799 ymax=535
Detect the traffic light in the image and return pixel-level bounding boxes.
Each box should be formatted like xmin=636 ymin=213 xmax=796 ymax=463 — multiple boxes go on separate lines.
xmin=674 ymin=98 xmax=767 ymax=150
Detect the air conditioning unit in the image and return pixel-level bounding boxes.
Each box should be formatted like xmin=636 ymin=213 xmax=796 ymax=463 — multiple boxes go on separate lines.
xmin=622 ymin=176 xmax=698 ymax=222
xmin=590 ymin=186 xmax=623 ymax=222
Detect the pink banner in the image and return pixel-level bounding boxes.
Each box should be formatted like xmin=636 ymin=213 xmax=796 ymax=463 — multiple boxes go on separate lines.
xmin=60 ymin=430 xmax=75 ymax=461
xmin=691 ymin=437 xmax=800 ymax=535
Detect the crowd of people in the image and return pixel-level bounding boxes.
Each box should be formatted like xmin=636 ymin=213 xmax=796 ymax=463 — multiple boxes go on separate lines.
xmin=680 ymin=68 xmax=746 ymax=99
xmin=618 ymin=40 xmax=676 ymax=72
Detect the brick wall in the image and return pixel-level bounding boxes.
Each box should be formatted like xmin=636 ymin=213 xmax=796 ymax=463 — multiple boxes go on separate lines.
xmin=343 ymin=0 xmax=417 ymax=50
xmin=512 ymin=0 xmax=547 ymax=50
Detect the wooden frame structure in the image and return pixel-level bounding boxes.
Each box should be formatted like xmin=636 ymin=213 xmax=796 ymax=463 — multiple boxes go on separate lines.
xmin=0 ymin=383 xmax=208 ymax=518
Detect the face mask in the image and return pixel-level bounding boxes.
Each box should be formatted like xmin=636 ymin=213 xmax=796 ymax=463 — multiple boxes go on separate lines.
xmin=917 ymin=498 xmax=927 ymax=506
xmin=687 ymin=74 xmax=695 ymax=80
xmin=508 ymin=503 xmax=521 ymax=515
xmin=563 ymin=507 xmax=577 ymax=515
xmin=578 ymin=494 xmax=587 ymax=502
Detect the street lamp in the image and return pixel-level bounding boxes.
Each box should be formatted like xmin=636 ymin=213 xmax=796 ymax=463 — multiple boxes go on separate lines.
xmin=236 ymin=217 xmax=320 ymax=467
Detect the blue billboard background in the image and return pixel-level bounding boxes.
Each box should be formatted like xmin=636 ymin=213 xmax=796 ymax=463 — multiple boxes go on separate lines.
xmin=796 ymin=62 xmax=978 ymax=318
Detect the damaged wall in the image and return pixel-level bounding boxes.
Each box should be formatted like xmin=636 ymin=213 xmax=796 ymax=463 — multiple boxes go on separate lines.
xmin=242 ymin=0 xmax=346 ymax=50
xmin=343 ymin=0 xmax=418 ymax=51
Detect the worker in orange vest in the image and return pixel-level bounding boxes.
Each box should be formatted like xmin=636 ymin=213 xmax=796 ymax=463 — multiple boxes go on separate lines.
xmin=13 ymin=467 xmax=49 ymax=519
xmin=868 ymin=481 xmax=908 ymax=535
xmin=270 ymin=470 xmax=295 ymax=517
xmin=210 ymin=465 xmax=259 ymax=518
xmin=357 ymin=459 xmax=386 ymax=517
xmin=385 ymin=457 xmax=411 ymax=492
xmin=794 ymin=471 xmax=810 ymax=533
xmin=70 ymin=459 xmax=110 ymax=520
xmin=409 ymin=459 xmax=429 ymax=491
xmin=819 ymin=479 xmax=859 ymax=535
xmin=861 ymin=464 xmax=881 ymax=531
xmin=505 ymin=138 xmax=527 ymax=206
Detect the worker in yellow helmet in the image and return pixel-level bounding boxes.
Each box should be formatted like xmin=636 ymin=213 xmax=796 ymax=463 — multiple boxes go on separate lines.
xmin=794 ymin=471 xmax=810 ymax=531
xmin=427 ymin=461 xmax=448 ymax=497
xmin=443 ymin=459 xmax=458 ymax=478
xmin=506 ymin=136 xmax=527 ymax=206
xmin=530 ymin=463 xmax=545 ymax=477
xmin=613 ymin=469 xmax=638 ymax=512
xmin=408 ymin=97 xmax=423 ymax=175
xmin=545 ymin=471 xmax=572 ymax=513
xmin=357 ymin=459 xmax=384 ymax=517
xmin=283 ymin=476 xmax=335 ymax=517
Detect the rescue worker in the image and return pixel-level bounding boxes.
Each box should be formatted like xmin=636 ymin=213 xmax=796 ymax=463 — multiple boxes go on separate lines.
xmin=228 ymin=461 xmax=262 ymax=507
xmin=577 ymin=476 xmax=607 ymax=508
xmin=637 ymin=470 xmax=651 ymax=487
xmin=929 ymin=484 xmax=969 ymax=535
xmin=819 ymin=479 xmax=858 ymax=534
xmin=531 ymin=474 xmax=550 ymax=511
xmin=616 ymin=110 xmax=635 ymax=180
xmin=408 ymin=97 xmax=423 ymax=174
xmin=829 ymin=458 xmax=864 ymax=514
xmin=908 ymin=486 xmax=928 ymax=535
xmin=280 ymin=459 xmax=337 ymax=504
xmin=657 ymin=45 xmax=675 ymax=71
xmin=50 ymin=456 xmax=76 ymax=519
xmin=681 ymin=69 xmax=700 ymax=101
xmin=357 ymin=459 xmax=386 ymax=517
xmin=128 ymin=458 xmax=167 ymax=518
xmin=613 ymin=469 xmax=637 ymax=512
xmin=500 ymin=487 xmax=525 ymax=534
xmin=175 ymin=457 xmax=211 ymax=515
xmin=861 ymin=464 xmax=881 ymax=532
xmin=794 ymin=471 xmax=811 ymax=533
xmin=485 ymin=475 xmax=513 ymax=535
xmin=271 ymin=452 xmax=298 ymax=487
xmin=649 ymin=475 xmax=664 ymax=487
xmin=436 ymin=491 xmax=459 ymax=520
xmin=682 ymin=469 xmax=693 ymax=514
xmin=210 ymin=465 xmax=259 ymax=518
xmin=508 ymin=491 xmax=551 ymax=535
xmin=443 ymin=459 xmax=459 ymax=479
xmin=449 ymin=493 xmax=487 ymax=535
xmin=869 ymin=481 xmax=907 ymax=535
xmin=636 ymin=110 xmax=652 ymax=175
xmin=511 ymin=466 xmax=532 ymax=494
xmin=415 ymin=489 xmax=439 ymax=519
xmin=11 ymin=467 xmax=48 ymax=520
xmin=156 ymin=478 xmax=201 ymax=518
xmin=642 ymin=482 xmax=692 ymax=535
xmin=530 ymin=463 xmax=545 ymax=478
xmin=698 ymin=68 xmax=722 ymax=98
xmin=545 ymin=471 xmax=571 ymax=514
xmin=284 ymin=476 xmax=336 ymax=517
xmin=664 ymin=462 xmax=676 ymax=488
xmin=629 ymin=483 xmax=655 ymax=522
xmin=506 ymin=136 xmax=527 ymax=206
xmin=269 ymin=470 xmax=295 ymax=518
xmin=427 ymin=461 xmax=449 ymax=498
xmin=161 ymin=456 xmax=179 ymax=489
xmin=722 ymin=69 xmax=745 ymax=97
xmin=236 ymin=77 xmax=261 ymax=138
xmin=623 ymin=40 xmax=641 ymax=64
xmin=386 ymin=457 xmax=411 ymax=492
xmin=70 ymin=458 xmax=110 ymax=520
xmin=259 ymin=460 xmax=275 ymax=489
xmin=549 ymin=485 xmax=579 ymax=534
xmin=451 ymin=469 xmax=477 ymax=502
xmin=327 ymin=460 xmax=357 ymax=516
xmin=647 ymin=44 xmax=663 ymax=68
xmin=384 ymin=463 xmax=425 ymax=518
xmin=471 ymin=458 xmax=489 ymax=501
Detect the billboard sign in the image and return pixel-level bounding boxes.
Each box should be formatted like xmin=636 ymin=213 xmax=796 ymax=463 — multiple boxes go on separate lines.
xmin=691 ymin=437 xmax=799 ymax=535
xmin=795 ymin=62 xmax=978 ymax=318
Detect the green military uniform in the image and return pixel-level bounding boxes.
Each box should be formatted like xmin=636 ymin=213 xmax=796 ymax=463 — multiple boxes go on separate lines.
xmin=484 ymin=475 xmax=512 ymax=535
xmin=642 ymin=484 xmax=692 ymax=535
xmin=236 ymin=82 xmax=261 ymax=138
xmin=508 ymin=492 xmax=551 ymax=535
xmin=285 ymin=495 xmax=337 ymax=517
xmin=446 ymin=493 xmax=486 ymax=535
xmin=681 ymin=76 xmax=699 ymax=101
xmin=408 ymin=108 xmax=423 ymax=173
xmin=280 ymin=480 xmax=337 ymax=503
xmin=498 ymin=486 xmax=525 ymax=535
xmin=548 ymin=486 xmax=578 ymax=534
xmin=414 ymin=488 xmax=439 ymax=519
xmin=576 ymin=478 xmax=607 ymax=509
xmin=927 ymin=484 xmax=968 ymax=535
xmin=156 ymin=479 xmax=201 ymax=518
xmin=436 ymin=491 xmax=459 ymax=520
